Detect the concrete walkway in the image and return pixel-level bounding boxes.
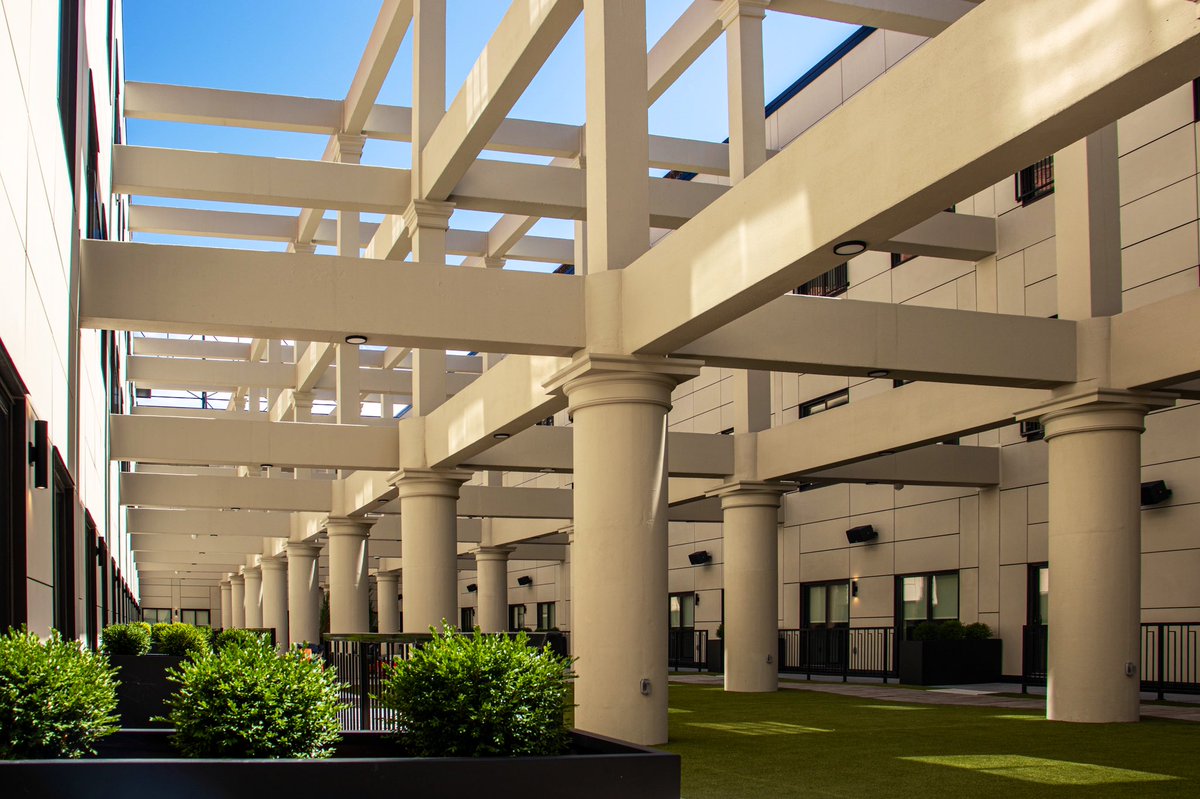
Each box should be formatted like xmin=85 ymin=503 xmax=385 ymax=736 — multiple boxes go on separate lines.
xmin=668 ymin=674 xmax=1200 ymax=722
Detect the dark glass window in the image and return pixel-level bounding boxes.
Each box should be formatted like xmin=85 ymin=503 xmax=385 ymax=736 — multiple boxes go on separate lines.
xmin=802 ymin=581 xmax=850 ymax=629
xmin=52 ymin=451 xmax=76 ymax=639
xmin=890 ymin=252 xmax=917 ymax=268
xmin=1016 ymin=156 xmax=1054 ymax=205
xmin=536 ymin=602 xmax=556 ymax=631
xmin=0 ymin=342 xmax=28 ymax=630
xmin=508 ymin=603 xmax=526 ymax=631
xmin=1027 ymin=563 xmax=1049 ymax=626
xmin=897 ymin=571 xmax=959 ymax=638
xmin=799 ymin=389 xmax=849 ymax=418
xmin=460 ymin=606 xmax=475 ymax=630
xmin=1020 ymin=419 xmax=1045 ymax=441
xmin=58 ymin=0 xmax=81 ymax=186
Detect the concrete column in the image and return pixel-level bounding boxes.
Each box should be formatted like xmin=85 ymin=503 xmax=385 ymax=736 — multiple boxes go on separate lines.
xmin=336 ymin=342 xmax=362 ymax=425
xmin=327 ymin=518 xmax=373 ymax=634
xmin=1024 ymin=390 xmax=1173 ymax=722
xmin=475 ymin=546 xmax=514 ymax=633
xmin=405 ymin=200 xmax=455 ymax=417
xmin=558 ymin=531 xmax=573 ymax=633
xmin=711 ymin=482 xmax=786 ymax=692
xmin=219 ymin=580 xmax=233 ymax=629
xmin=230 ymin=574 xmax=245 ymax=628
xmin=719 ymin=0 xmax=768 ymax=182
xmin=1055 ymin=123 xmax=1121 ymax=321
xmin=286 ymin=542 xmax=322 ymax=648
xmin=390 ymin=469 xmax=472 ymax=632
xmin=376 ymin=572 xmax=401 ymax=634
xmin=260 ymin=558 xmax=289 ymax=650
xmin=546 ymin=354 xmax=701 ymax=746
xmin=292 ymin=390 xmax=314 ymax=480
xmin=243 ymin=565 xmax=263 ymax=628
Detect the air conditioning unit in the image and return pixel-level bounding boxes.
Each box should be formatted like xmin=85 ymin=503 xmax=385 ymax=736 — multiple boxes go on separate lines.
xmin=845 ymin=525 xmax=878 ymax=544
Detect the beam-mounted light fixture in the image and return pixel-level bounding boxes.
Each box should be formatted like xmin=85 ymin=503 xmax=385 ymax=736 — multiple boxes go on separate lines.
xmin=867 ymin=369 xmax=889 ymax=378
xmin=344 ymin=334 xmax=368 ymax=345
xmin=493 ymin=432 xmax=511 ymax=440
xmin=833 ymin=240 xmax=867 ymax=256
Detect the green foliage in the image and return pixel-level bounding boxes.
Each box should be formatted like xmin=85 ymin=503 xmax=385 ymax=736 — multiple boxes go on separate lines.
xmin=911 ymin=620 xmax=970 ymax=641
xmin=162 ymin=636 xmax=344 ymax=758
xmin=963 ymin=622 xmax=993 ymax=640
xmin=214 ymin=627 xmax=271 ymax=652
xmin=0 ymin=627 xmax=119 ymax=759
xmin=716 ymin=623 xmax=724 ymax=639
xmin=939 ymin=620 xmax=966 ymax=640
xmin=135 ymin=622 xmax=152 ymax=638
xmin=151 ymin=623 xmax=211 ymax=659
xmin=379 ymin=627 xmax=574 ymax=757
xmin=100 ymin=623 xmax=152 ymax=656
xmin=910 ymin=621 xmax=940 ymax=641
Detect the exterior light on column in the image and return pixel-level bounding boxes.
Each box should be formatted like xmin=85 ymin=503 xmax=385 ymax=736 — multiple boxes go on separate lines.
xmin=517 ymin=575 xmax=533 ymax=587
xmin=344 ymin=334 xmax=368 ymax=345
xmin=867 ymin=369 xmax=889 ymax=378
xmin=833 ymin=240 xmax=867 ymax=256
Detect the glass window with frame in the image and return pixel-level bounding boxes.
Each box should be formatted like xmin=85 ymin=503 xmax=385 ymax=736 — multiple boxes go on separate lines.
xmin=536 ymin=601 xmax=556 ymax=631
xmin=460 ymin=606 xmax=476 ymax=631
xmin=898 ymin=572 xmax=959 ymax=634
xmin=803 ymin=581 xmax=850 ymax=628
xmin=799 ymin=389 xmax=849 ymax=419
xmin=143 ymin=607 xmax=172 ymax=624
xmin=668 ymin=592 xmax=695 ymax=630
xmin=508 ymin=603 xmax=526 ymax=631
xmin=1028 ymin=564 xmax=1049 ymax=625
xmin=179 ymin=609 xmax=210 ymax=627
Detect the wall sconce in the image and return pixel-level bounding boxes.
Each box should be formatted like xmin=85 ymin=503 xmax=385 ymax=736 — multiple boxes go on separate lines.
xmin=1141 ymin=480 xmax=1172 ymax=506
xmin=517 ymin=575 xmax=533 ymax=587
xmin=466 ymin=584 xmax=477 ymax=593
xmin=851 ymin=579 xmax=859 ymax=598
xmin=29 ymin=419 xmax=49 ymax=489
xmin=845 ymin=525 xmax=877 ymax=544
xmin=694 ymin=593 xmax=700 ymax=606
xmin=688 ymin=550 xmax=712 ymax=565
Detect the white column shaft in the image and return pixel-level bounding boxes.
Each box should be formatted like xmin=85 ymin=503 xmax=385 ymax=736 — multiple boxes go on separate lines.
xmin=376 ymin=573 xmax=401 ymax=634
xmin=719 ymin=487 xmax=783 ymax=692
xmin=230 ymin=577 xmax=245 ymax=628
xmin=261 ymin=560 xmax=289 ymax=650
xmin=219 ymin=581 xmax=233 ymax=629
xmin=328 ymin=522 xmax=371 ymax=634
xmin=243 ymin=567 xmax=263 ymax=628
xmin=395 ymin=473 xmax=467 ymax=631
xmin=475 ymin=550 xmax=511 ymax=633
xmin=286 ymin=543 xmax=322 ymax=647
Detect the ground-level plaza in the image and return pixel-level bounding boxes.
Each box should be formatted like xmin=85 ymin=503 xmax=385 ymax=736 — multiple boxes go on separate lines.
xmin=3 ymin=0 xmax=1200 ymax=785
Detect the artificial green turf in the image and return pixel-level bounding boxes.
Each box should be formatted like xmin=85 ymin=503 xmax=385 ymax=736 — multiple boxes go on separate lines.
xmin=663 ymin=684 xmax=1200 ymax=798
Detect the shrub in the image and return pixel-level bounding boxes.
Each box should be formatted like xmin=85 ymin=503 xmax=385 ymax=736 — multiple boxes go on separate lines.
xmin=151 ymin=623 xmax=210 ymax=659
xmin=379 ymin=627 xmax=574 ymax=757
xmin=910 ymin=621 xmax=941 ymax=641
xmin=964 ymin=622 xmax=993 ymax=640
xmin=939 ymin=619 xmax=966 ymax=640
xmin=162 ymin=636 xmax=344 ymax=758
xmin=0 ymin=627 xmax=119 ymax=759
xmin=214 ymin=627 xmax=271 ymax=651
xmin=101 ymin=623 xmax=151 ymax=656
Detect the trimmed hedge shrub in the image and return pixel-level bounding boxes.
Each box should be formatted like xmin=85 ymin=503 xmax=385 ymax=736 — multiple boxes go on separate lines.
xmin=101 ymin=623 xmax=152 ymax=656
xmin=964 ymin=622 xmax=993 ymax=640
xmin=911 ymin=620 xmax=978 ymax=641
xmin=150 ymin=623 xmax=210 ymax=659
xmin=379 ymin=627 xmax=574 ymax=757
xmin=162 ymin=636 xmax=344 ymax=758
xmin=214 ymin=627 xmax=271 ymax=652
xmin=0 ymin=627 xmax=119 ymax=759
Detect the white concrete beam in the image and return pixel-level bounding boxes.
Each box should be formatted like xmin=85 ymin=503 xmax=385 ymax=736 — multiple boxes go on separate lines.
xmin=121 ymin=472 xmax=333 ymax=513
xmin=1110 ymin=288 xmax=1200 ymax=392
xmin=767 ymin=0 xmax=976 ymax=37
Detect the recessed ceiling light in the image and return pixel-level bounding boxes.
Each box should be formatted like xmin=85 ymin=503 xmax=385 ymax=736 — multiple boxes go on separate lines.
xmin=344 ymin=334 xmax=368 ymax=345
xmin=867 ymin=369 xmax=889 ymax=378
xmin=493 ymin=432 xmax=511 ymax=440
xmin=833 ymin=240 xmax=867 ymax=256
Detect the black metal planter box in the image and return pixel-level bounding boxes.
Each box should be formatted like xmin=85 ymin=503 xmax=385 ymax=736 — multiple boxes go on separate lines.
xmin=1 ymin=730 xmax=680 ymax=799
xmin=898 ymin=639 xmax=1003 ymax=685
xmin=109 ymin=654 xmax=186 ymax=727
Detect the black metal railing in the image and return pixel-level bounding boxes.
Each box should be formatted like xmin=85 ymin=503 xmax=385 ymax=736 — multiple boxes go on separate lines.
xmin=778 ymin=627 xmax=895 ymax=682
xmin=668 ymin=628 xmax=708 ymax=671
xmin=1022 ymin=623 xmax=1200 ymax=699
xmin=324 ymin=631 xmax=572 ymax=731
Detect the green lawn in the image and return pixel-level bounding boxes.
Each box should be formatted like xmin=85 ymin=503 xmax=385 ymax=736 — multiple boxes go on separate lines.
xmin=663 ymin=684 xmax=1199 ymax=798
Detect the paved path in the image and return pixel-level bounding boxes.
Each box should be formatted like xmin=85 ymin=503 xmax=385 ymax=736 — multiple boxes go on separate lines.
xmin=669 ymin=674 xmax=1200 ymax=722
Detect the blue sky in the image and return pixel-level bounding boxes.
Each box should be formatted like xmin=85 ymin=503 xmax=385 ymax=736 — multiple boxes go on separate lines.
xmin=123 ymin=1 xmax=854 ymax=264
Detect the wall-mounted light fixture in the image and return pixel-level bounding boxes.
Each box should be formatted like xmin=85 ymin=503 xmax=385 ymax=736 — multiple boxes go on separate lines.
xmin=851 ymin=579 xmax=859 ymax=598
xmin=29 ymin=419 xmax=49 ymax=489
xmin=344 ymin=334 xmax=368 ymax=345
xmin=466 ymin=584 xmax=477 ymax=593
xmin=688 ymin=550 xmax=712 ymax=565
xmin=517 ymin=575 xmax=533 ymax=587
xmin=1141 ymin=480 xmax=1172 ymax=506
xmin=845 ymin=524 xmax=877 ymax=544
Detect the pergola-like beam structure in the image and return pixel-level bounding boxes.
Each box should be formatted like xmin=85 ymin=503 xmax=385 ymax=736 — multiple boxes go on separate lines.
xmin=804 ymin=443 xmax=999 ymax=487
xmin=1110 ymin=287 xmax=1200 ymax=393
xmin=621 ymin=0 xmax=1200 ymax=355
xmin=80 ymin=241 xmax=585 ymax=356
xmin=676 ymin=294 xmax=1076 ymax=387
xmin=419 ymin=0 xmax=582 ymax=200
xmin=647 ymin=1 xmax=722 ymax=104
xmin=121 ymin=472 xmax=334 ymax=513
xmin=767 ymin=0 xmax=978 ymax=37
xmin=129 ymin=337 xmax=480 ymax=374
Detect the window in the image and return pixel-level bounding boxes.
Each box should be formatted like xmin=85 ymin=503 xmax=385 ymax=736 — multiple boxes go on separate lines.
xmin=84 ymin=73 xmax=107 ymax=241
xmin=180 ymin=609 xmax=211 ymax=627
xmin=536 ymin=601 xmax=556 ymax=631
xmin=57 ymin=0 xmax=81 ymax=185
xmin=799 ymin=389 xmax=849 ymax=418
xmin=535 ymin=415 xmax=555 ymax=427
xmin=0 ymin=342 xmax=27 ymax=631
xmin=890 ymin=252 xmax=917 ymax=268
xmin=803 ymin=581 xmax=850 ymax=629
xmin=897 ymin=572 xmax=959 ymax=637
xmin=892 ymin=378 xmax=911 ymax=388
xmin=668 ymin=592 xmax=695 ymax=630
xmin=1020 ymin=419 xmax=1045 ymax=441
xmin=143 ymin=608 xmax=172 ymax=624
xmin=1027 ymin=564 xmax=1049 ymax=626
xmin=508 ymin=603 xmax=526 ymax=631
xmin=460 ymin=606 xmax=476 ymax=630
xmin=794 ymin=262 xmax=848 ymax=297
xmin=1016 ymin=156 xmax=1054 ymax=205
xmin=52 ymin=451 xmax=76 ymax=639
xmin=1193 ymin=78 xmax=1200 ymax=122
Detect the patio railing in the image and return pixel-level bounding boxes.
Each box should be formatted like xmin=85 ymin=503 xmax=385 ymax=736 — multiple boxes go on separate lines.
xmin=778 ymin=627 xmax=895 ymax=683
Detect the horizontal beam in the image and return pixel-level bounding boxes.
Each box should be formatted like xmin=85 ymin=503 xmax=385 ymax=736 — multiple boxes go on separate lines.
xmin=131 ymin=534 xmax=272 ymax=555
xmin=879 ymin=211 xmax=995 ymax=261
xmin=620 ymin=0 xmax=1200 ymax=354
xmin=1110 ymin=287 xmax=1200 ymax=392
xmin=114 ymin=145 xmax=410 ymax=214
xmin=804 ymin=443 xmax=999 ymax=487
xmin=676 ymin=295 xmax=1076 ymax=388
xmin=121 ymin=473 xmax=334 ymax=513
xmin=647 ymin=1 xmax=721 ymax=104
xmin=81 ymin=241 xmax=585 ymax=356
xmin=767 ymin=0 xmax=977 ymax=38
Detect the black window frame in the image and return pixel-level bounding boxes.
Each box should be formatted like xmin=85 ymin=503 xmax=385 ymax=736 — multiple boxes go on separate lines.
xmin=535 ymin=601 xmax=556 ymax=631
xmin=1020 ymin=419 xmax=1045 ymax=441
xmin=894 ymin=570 xmax=960 ymax=640
xmin=801 ymin=580 xmax=851 ymax=630
xmin=507 ymin=603 xmax=526 ymax=632
xmin=1027 ymin=562 xmax=1049 ymax=626
xmin=799 ymin=388 xmax=849 ymax=419
xmin=57 ymin=0 xmax=81 ymax=187
xmin=0 ymin=340 xmax=28 ymax=631
xmin=460 ymin=606 xmax=476 ymax=631
xmin=1016 ymin=156 xmax=1055 ymax=206
xmin=890 ymin=252 xmax=917 ymax=269
xmin=52 ymin=449 xmax=76 ymax=639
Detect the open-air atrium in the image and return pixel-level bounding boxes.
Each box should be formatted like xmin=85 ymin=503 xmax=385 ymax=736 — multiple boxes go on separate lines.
xmin=3 ymin=0 xmax=1200 ymax=795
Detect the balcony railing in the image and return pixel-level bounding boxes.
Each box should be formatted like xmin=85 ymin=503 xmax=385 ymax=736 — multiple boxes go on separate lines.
xmin=778 ymin=627 xmax=895 ymax=682
xmin=1022 ymin=623 xmax=1200 ymax=699
xmin=668 ymin=628 xmax=708 ymax=671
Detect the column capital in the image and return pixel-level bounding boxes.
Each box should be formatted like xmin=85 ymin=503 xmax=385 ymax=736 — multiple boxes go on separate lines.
xmin=387 ymin=467 xmax=474 ymax=499
xmin=243 ymin=564 xmax=262 ymax=577
xmin=544 ymin=353 xmax=703 ymax=412
xmin=482 ymin=255 xmax=507 ymax=269
xmin=403 ymin=199 xmax=456 ymax=233
xmin=290 ymin=241 xmax=317 ymax=255
xmin=717 ymin=0 xmax=768 ymax=27
xmin=375 ymin=571 xmax=400 ymax=584
xmin=334 ymin=132 xmax=366 ymax=164
xmin=260 ymin=558 xmax=287 ymax=573
xmin=292 ymin=389 xmax=315 ymax=412
xmin=707 ymin=480 xmax=789 ymax=509
xmin=1017 ymin=388 xmax=1175 ymax=440
xmin=286 ymin=541 xmax=321 ymax=557
xmin=323 ymin=516 xmax=375 ymax=538
xmin=219 ymin=579 xmax=232 ymax=589
xmin=229 ymin=573 xmax=245 ymax=584
xmin=474 ymin=546 xmax=517 ymax=563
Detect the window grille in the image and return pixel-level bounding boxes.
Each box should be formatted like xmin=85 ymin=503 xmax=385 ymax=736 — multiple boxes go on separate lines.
xmin=1020 ymin=419 xmax=1045 ymax=441
xmin=794 ymin=263 xmax=848 ymax=297
xmin=1016 ymin=156 xmax=1054 ymax=205
xmin=890 ymin=252 xmax=917 ymax=268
